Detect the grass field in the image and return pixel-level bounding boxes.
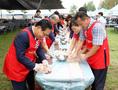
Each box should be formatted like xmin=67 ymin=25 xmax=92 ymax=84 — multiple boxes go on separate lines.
xmin=0 ymin=28 xmax=118 ymax=90
xmin=0 ymin=30 xmax=20 ymax=90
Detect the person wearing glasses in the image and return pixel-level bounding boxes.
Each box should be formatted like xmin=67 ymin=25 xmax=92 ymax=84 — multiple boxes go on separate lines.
xmin=3 ymin=19 xmax=52 ymax=90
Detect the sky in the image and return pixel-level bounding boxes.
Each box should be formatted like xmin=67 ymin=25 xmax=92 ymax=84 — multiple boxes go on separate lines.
xmin=61 ymin=0 xmax=103 ymax=10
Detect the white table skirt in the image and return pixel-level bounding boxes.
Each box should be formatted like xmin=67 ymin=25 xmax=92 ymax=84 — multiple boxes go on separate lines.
xmin=35 ymin=60 xmax=94 ymax=90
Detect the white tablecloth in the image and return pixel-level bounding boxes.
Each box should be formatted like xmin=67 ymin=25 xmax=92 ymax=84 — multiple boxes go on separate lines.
xmin=35 ymin=60 xmax=94 ymax=90
xmin=35 ymin=34 xmax=94 ymax=90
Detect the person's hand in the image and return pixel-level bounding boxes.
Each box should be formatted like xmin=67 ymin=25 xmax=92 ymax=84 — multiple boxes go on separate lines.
xmin=79 ymin=54 xmax=87 ymax=60
xmin=45 ymin=53 xmax=51 ymax=59
xmin=67 ymin=51 xmax=78 ymax=62
xmin=42 ymin=60 xmax=52 ymax=73
xmin=67 ymin=55 xmax=80 ymax=63
xmin=71 ymin=52 xmax=78 ymax=58
xmin=33 ymin=63 xmax=44 ymax=72
xmin=65 ymin=50 xmax=72 ymax=58
xmin=42 ymin=60 xmax=49 ymax=66
xmin=67 ymin=52 xmax=83 ymax=63
xmin=67 ymin=51 xmax=78 ymax=59
xmin=45 ymin=51 xmax=52 ymax=64
xmin=67 ymin=51 xmax=72 ymax=56
xmin=45 ymin=53 xmax=53 ymax=64
xmin=67 ymin=56 xmax=75 ymax=62
xmin=33 ymin=63 xmax=51 ymax=74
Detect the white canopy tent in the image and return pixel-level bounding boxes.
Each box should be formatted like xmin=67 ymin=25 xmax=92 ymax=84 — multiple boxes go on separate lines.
xmin=88 ymin=8 xmax=110 ymax=17
xmin=109 ymin=4 xmax=118 ymax=16
xmin=97 ymin=8 xmax=110 ymax=16
xmin=11 ymin=10 xmax=24 ymax=15
xmin=87 ymin=11 xmax=96 ymax=17
xmin=0 ymin=10 xmax=12 ymax=19
xmin=25 ymin=10 xmax=52 ymax=19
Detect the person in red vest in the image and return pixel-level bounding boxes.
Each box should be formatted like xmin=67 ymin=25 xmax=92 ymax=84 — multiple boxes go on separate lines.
xmin=3 ymin=19 xmax=52 ymax=90
xmin=42 ymin=14 xmax=59 ymax=57
xmin=45 ymin=14 xmax=59 ymax=48
xmin=74 ymin=11 xmax=110 ymax=90
xmin=66 ymin=18 xmax=82 ymax=61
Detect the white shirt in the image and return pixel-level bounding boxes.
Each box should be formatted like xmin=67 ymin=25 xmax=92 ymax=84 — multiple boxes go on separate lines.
xmin=97 ymin=16 xmax=106 ymax=28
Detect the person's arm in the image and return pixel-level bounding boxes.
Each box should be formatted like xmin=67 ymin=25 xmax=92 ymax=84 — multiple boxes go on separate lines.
xmin=40 ymin=38 xmax=52 ymax=63
xmin=54 ymin=24 xmax=59 ymax=35
xmin=67 ymin=39 xmax=84 ymax=62
xmin=49 ymin=31 xmax=55 ymax=42
xmin=73 ymin=39 xmax=84 ymax=57
xmin=67 ymin=37 xmax=76 ymax=54
xmin=71 ymin=30 xmax=85 ymax=57
xmin=80 ymin=46 xmax=88 ymax=54
xmin=80 ymin=45 xmax=100 ymax=59
xmin=14 ymin=32 xmax=35 ymax=70
xmin=80 ymin=23 xmax=106 ymax=60
xmin=36 ymin=45 xmax=46 ymax=63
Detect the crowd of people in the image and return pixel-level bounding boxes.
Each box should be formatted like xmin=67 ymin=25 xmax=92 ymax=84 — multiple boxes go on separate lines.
xmin=3 ymin=7 xmax=110 ymax=90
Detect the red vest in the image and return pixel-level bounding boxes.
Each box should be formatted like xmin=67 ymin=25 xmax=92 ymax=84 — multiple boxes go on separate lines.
xmin=84 ymin=21 xmax=110 ymax=69
xmin=3 ymin=28 xmax=40 ymax=82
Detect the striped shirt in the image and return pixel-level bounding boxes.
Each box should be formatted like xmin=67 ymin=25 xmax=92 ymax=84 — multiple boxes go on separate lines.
xmin=80 ymin=19 xmax=106 ymax=45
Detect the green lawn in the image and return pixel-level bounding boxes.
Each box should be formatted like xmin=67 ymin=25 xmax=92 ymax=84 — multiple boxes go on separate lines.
xmin=0 ymin=28 xmax=118 ymax=90
xmin=105 ymin=28 xmax=118 ymax=90
xmin=0 ymin=30 xmax=20 ymax=90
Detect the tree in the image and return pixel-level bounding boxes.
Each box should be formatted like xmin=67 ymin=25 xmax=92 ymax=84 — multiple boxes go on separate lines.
xmin=100 ymin=0 xmax=118 ymax=9
xmin=69 ymin=5 xmax=77 ymax=15
xmin=83 ymin=3 xmax=87 ymax=8
xmin=83 ymin=1 xmax=96 ymax=11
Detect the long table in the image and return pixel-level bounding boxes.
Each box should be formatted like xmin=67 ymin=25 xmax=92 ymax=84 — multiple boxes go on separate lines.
xmin=35 ymin=59 xmax=94 ymax=90
xmin=35 ymin=33 xmax=94 ymax=90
